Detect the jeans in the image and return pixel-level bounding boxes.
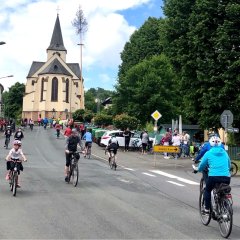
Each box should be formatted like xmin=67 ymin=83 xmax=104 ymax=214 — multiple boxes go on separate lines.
xmin=204 ymin=176 xmax=231 ymax=209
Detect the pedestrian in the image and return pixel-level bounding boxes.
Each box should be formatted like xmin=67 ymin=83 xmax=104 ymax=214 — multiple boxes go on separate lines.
xmin=182 ymin=131 xmax=190 ymax=157
xmin=141 ymin=130 xmax=149 ymax=154
xmin=161 ymin=131 xmax=171 ymax=159
xmin=123 ymin=128 xmax=131 ymax=152
xmin=171 ymin=132 xmax=181 ymax=159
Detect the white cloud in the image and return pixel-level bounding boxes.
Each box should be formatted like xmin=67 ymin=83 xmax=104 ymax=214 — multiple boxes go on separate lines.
xmin=0 ymin=0 xmax=152 ymax=90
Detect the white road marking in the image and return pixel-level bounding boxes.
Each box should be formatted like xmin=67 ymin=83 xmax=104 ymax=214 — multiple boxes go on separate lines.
xmin=142 ymin=172 xmax=156 ymax=177
xmin=123 ymin=167 xmax=135 ymax=171
xmin=150 ymin=170 xmax=199 ymax=185
xmin=117 ymin=178 xmax=132 ymax=183
xmin=167 ymin=181 xmax=185 ymax=187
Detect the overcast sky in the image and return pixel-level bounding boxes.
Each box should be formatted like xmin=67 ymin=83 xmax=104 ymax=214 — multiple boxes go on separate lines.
xmin=0 ymin=0 xmax=163 ymax=91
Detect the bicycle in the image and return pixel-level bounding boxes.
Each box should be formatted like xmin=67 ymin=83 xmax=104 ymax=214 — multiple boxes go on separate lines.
xmin=193 ymin=166 xmax=233 ymax=238
xmin=67 ymin=151 xmax=80 ymax=187
xmin=85 ymin=142 xmax=92 ymax=159
xmin=230 ymin=161 xmax=238 ymax=177
xmin=131 ymin=139 xmax=142 ymax=152
xmin=105 ymin=148 xmax=117 ymax=170
xmin=5 ymin=136 xmax=10 ymax=149
xmin=8 ymin=159 xmax=24 ymax=197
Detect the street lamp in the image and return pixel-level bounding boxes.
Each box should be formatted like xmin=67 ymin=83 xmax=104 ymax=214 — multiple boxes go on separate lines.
xmin=0 ymin=41 xmax=6 ymax=45
xmin=0 ymin=75 xmax=14 ymax=79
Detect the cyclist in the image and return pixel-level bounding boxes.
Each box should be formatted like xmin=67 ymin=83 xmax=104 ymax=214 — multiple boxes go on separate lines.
xmin=82 ymin=128 xmax=93 ymax=158
xmin=193 ymin=136 xmax=231 ymax=214
xmin=64 ymin=128 xmax=82 ymax=182
xmin=5 ymin=140 xmax=27 ymax=187
xmin=55 ymin=122 xmax=61 ymax=138
xmin=4 ymin=125 xmax=12 ymax=148
xmin=106 ymin=136 xmax=119 ymax=163
xmin=14 ymin=128 xmax=24 ymax=141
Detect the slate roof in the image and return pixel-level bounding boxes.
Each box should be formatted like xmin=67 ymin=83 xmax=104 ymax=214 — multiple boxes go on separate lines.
xmin=38 ymin=58 xmax=72 ymax=76
xmin=67 ymin=63 xmax=81 ymax=78
xmin=47 ymin=14 xmax=66 ymax=52
xmin=27 ymin=61 xmax=45 ymax=77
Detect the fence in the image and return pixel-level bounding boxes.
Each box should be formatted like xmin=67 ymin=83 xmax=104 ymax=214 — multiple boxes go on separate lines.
xmin=227 ymin=146 xmax=240 ymax=160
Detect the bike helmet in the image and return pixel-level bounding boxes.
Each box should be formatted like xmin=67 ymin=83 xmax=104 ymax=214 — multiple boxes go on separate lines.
xmin=13 ymin=140 xmax=21 ymax=146
xmin=72 ymin=128 xmax=77 ymax=133
xmin=209 ymin=136 xmax=222 ymax=147
xmin=7 ymin=125 xmax=11 ymax=129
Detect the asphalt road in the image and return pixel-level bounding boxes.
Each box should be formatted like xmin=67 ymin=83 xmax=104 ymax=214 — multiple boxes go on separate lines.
xmin=0 ymin=126 xmax=240 ymax=239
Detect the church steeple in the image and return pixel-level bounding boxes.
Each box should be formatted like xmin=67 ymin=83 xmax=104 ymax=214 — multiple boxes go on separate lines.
xmin=47 ymin=14 xmax=67 ymax=61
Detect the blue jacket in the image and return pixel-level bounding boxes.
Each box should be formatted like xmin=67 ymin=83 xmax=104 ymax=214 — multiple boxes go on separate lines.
xmin=83 ymin=132 xmax=92 ymax=142
xmin=198 ymin=146 xmax=230 ymax=177
xmin=195 ymin=142 xmax=225 ymax=161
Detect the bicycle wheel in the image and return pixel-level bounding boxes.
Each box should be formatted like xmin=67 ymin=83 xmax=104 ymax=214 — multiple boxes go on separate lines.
xmin=10 ymin=171 xmax=14 ymax=191
xmin=6 ymin=138 xmax=9 ymax=149
xmin=114 ymin=158 xmax=117 ymax=171
xmin=72 ymin=163 xmax=79 ymax=187
xmin=230 ymin=162 xmax=238 ymax=177
xmin=67 ymin=165 xmax=72 ymax=184
xmin=218 ymin=199 xmax=233 ymax=238
xmin=200 ymin=177 xmax=205 ymax=192
xmin=87 ymin=148 xmax=91 ymax=159
xmin=199 ymin=189 xmax=211 ymax=225
xmin=12 ymin=172 xmax=17 ymax=197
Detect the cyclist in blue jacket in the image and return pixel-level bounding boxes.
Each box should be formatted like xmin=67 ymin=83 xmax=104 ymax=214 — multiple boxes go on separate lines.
xmin=193 ymin=136 xmax=231 ymax=214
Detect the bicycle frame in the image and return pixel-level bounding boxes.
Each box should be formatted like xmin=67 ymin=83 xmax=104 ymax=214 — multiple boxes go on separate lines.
xmin=8 ymin=160 xmax=22 ymax=197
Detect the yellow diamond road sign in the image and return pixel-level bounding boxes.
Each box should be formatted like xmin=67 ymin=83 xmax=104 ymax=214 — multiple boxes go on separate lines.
xmin=151 ymin=110 xmax=162 ymax=121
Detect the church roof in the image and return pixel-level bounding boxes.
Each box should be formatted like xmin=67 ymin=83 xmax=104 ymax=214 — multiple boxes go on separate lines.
xmin=47 ymin=14 xmax=66 ymax=52
xmin=67 ymin=63 xmax=81 ymax=79
xmin=27 ymin=61 xmax=45 ymax=77
xmin=39 ymin=58 xmax=72 ymax=76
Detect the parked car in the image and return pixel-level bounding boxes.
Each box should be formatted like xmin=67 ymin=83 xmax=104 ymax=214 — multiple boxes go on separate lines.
xmin=100 ymin=130 xmax=155 ymax=147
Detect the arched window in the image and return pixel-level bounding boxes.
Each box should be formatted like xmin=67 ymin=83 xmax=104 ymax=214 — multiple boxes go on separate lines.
xmin=41 ymin=78 xmax=44 ymax=101
xmin=51 ymin=77 xmax=58 ymax=101
xmin=66 ymin=79 xmax=69 ymax=103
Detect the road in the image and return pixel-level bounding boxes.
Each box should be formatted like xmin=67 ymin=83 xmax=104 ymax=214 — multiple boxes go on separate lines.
xmin=0 ymin=126 xmax=240 ymax=239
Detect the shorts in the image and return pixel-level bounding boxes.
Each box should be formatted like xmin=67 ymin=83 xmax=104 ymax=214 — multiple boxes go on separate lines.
xmin=142 ymin=143 xmax=147 ymax=151
xmin=85 ymin=142 xmax=92 ymax=148
xmin=107 ymin=144 xmax=118 ymax=155
xmin=6 ymin=161 xmax=23 ymax=174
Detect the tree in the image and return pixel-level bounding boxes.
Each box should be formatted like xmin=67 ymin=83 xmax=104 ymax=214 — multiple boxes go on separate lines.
xmin=2 ymin=82 xmax=25 ymax=120
xmin=119 ymin=17 xmax=164 ymax=77
xmin=163 ymin=0 xmax=240 ymax=128
xmin=115 ymin=54 xmax=179 ymax=125
xmin=113 ymin=114 xmax=140 ymax=130
xmin=94 ymin=114 xmax=112 ymax=127
xmin=72 ymin=109 xmax=85 ymax=122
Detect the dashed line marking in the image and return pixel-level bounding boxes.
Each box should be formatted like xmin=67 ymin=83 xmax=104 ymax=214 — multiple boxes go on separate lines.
xmin=142 ymin=172 xmax=156 ymax=177
xmin=167 ymin=181 xmax=185 ymax=187
xmin=150 ymin=170 xmax=199 ymax=185
xmin=123 ymin=167 xmax=135 ymax=171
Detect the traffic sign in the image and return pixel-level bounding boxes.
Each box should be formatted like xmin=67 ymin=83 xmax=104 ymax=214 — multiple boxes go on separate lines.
xmin=220 ymin=110 xmax=233 ymax=128
xmin=151 ymin=110 xmax=162 ymax=121
xmin=153 ymin=145 xmax=180 ymax=153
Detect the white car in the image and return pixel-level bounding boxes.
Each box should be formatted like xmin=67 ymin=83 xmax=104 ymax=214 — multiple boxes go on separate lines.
xmin=100 ymin=130 xmax=155 ymax=147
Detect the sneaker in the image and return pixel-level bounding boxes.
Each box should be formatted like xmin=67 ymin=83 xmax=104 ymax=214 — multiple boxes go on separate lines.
xmin=65 ymin=176 xmax=69 ymax=182
xmin=202 ymin=207 xmax=210 ymax=215
xmin=5 ymin=174 xmax=10 ymax=180
xmin=17 ymin=184 xmax=21 ymax=188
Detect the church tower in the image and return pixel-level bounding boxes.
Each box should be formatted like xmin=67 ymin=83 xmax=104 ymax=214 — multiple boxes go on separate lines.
xmin=22 ymin=14 xmax=84 ymax=121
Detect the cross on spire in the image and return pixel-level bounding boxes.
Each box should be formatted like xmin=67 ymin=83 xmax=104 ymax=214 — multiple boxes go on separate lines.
xmin=56 ymin=6 xmax=60 ymax=15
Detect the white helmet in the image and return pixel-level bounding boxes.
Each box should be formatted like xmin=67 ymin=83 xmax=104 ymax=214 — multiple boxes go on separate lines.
xmin=209 ymin=136 xmax=222 ymax=147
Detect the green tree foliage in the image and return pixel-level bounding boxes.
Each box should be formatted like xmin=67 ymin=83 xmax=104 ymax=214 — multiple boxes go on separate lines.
xmin=163 ymin=0 xmax=240 ymax=128
xmin=72 ymin=109 xmax=85 ymax=121
xmin=119 ymin=17 xmax=164 ymax=77
xmin=84 ymin=88 xmax=114 ymax=113
xmin=115 ymin=54 xmax=179 ymax=125
xmin=94 ymin=114 xmax=112 ymax=127
xmin=2 ymin=82 xmax=25 ymax=120
xmin=113 ymin=114 xmax=140 ymax=130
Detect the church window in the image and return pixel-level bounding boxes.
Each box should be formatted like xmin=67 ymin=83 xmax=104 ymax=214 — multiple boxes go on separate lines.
xmin=66 ymin=79 xmax=69 ymax=103
xmin=41 ymin=78 xmax=44 ymax=101
xmin=51 ymin=77 xmax=58 ymax=101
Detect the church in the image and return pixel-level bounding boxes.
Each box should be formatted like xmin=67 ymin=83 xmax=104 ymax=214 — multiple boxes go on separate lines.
xmin=22 ymin=14 xmax=84 ymax=121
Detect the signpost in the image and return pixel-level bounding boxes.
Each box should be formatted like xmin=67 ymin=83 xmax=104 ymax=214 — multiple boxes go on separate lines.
xmin=153 ymin=145 xmax=180 ymax=153
xmin=151 ymin=110 xmax=162 ymax=132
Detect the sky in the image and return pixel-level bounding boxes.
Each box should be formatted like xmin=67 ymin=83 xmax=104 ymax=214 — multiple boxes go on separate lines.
xmin=0 ymin=0 xmax=164 ymax=92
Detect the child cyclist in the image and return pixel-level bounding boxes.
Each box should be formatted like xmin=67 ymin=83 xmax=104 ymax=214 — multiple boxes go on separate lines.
xmin=5 ymin=140 xmax=27 ymax=187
